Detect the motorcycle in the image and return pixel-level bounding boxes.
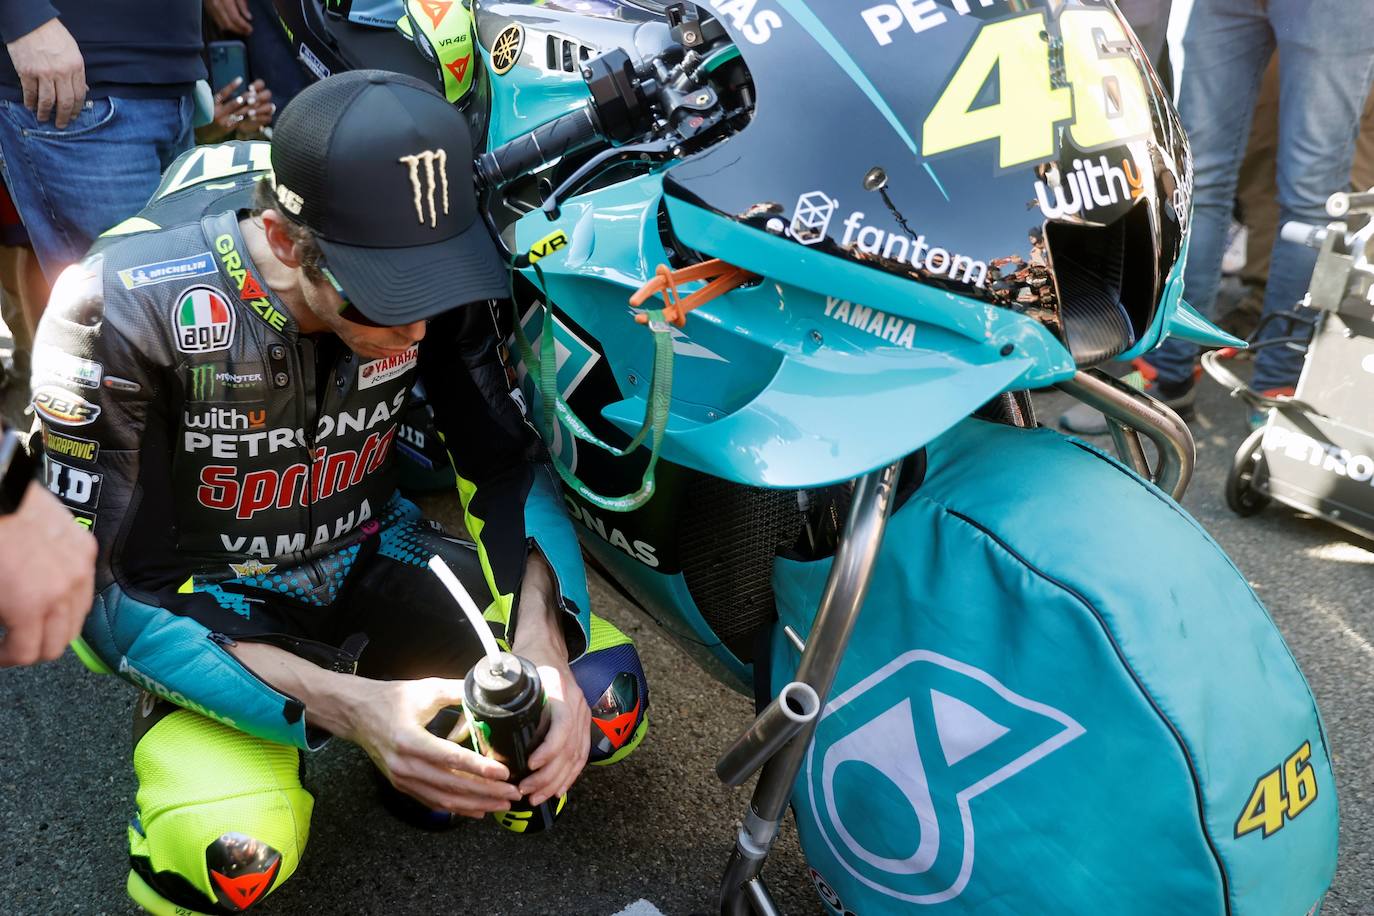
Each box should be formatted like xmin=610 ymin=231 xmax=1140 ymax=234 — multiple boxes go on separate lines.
xmin=274 ymin=1 xmax=1339 ymax=912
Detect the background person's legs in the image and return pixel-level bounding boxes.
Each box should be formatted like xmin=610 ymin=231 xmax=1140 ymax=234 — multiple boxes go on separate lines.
xmin=0 ymin=96 xmax=193 ymax=282
xmin=1253 ymin=0 xmax=1374 ymax=393
xmin=1228 ymin=55 xmax=1281 ymax=337
xmin=1145 ymin=0 xmax=1273 ymax=387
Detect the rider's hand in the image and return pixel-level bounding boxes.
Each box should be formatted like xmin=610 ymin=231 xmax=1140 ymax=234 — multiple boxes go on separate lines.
xmin=344 ymin=676 xmax=522 ymax=818
xmin=0 ymin=482 xmax=96 ymax=666
xmin=204 ymin=0 xmax=253 ymax=35
xmin=518 ymin=650 xmax=591 ymax=806
xmin=6 ymin=18 xmax=87 ymax=129
xmin=509 ymin=553 xmax=591 ymax=806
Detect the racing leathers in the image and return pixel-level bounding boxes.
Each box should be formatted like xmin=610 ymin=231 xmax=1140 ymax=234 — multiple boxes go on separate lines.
xmin=29 ymin=141 xmax=647 ymax=755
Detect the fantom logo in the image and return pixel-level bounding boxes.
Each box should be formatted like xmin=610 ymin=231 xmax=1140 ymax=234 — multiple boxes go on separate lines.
xmin=805 ymin=650 xmax=1084 ymax=905
xmin=790 ymin=191 xmax=839 ymax=245
xmin=399 ymin=149 xmax=449 ymax=227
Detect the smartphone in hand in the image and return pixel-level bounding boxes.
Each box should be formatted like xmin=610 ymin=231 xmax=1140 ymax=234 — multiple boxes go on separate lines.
xmin=208 ymin=40 xmax=250 ymax=92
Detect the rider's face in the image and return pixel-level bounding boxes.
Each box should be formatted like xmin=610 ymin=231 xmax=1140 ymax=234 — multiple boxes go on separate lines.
xmin=298 ymin=268 xmax=427 ymax=359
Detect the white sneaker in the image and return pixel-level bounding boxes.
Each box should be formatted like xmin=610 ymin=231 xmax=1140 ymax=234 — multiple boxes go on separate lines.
xmin=1221 ymin=220 xmax=1248 ymax=275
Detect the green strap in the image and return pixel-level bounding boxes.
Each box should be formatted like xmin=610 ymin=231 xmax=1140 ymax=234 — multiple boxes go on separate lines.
xmin=512 ymin=264 xmax=673 ymax=513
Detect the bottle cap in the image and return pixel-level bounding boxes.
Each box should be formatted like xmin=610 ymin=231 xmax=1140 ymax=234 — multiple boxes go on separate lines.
xmin=473 ymin=652 xmax=526 ymax=704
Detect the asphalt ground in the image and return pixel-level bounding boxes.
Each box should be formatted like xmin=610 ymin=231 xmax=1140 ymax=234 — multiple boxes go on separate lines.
xmin=1 ymin=344 xmax=1371 ymax=915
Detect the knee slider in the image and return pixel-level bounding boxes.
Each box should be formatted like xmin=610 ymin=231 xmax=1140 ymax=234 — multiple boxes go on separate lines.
xmin=572 ymin=615 xmax=650 ymax=765
xmin=130 ymin=708 xmax=313 ymax=912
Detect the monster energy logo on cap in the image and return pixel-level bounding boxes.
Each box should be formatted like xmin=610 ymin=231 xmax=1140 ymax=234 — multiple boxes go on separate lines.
xmin=172 ymin=286 xmax=235 ymax=354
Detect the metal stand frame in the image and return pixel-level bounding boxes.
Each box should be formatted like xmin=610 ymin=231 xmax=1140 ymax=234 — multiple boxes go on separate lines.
xmin=716 ymin=461 xmax=903 ymax=915
xmin=1057 ymin=368 xmax=1196 ymax=499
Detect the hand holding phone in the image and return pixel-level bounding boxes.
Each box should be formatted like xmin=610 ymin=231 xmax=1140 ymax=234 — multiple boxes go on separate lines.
xmin=208 ymin=39 xmax=249 ymax=93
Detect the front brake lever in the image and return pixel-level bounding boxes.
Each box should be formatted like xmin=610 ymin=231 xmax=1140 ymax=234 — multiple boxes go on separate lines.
xmin=541 ymin=137 xmax=678 ymax=220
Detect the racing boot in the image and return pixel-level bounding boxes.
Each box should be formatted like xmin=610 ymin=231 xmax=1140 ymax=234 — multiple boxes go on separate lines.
xmin=573 ymin=614 xmax=650 ymax=767
xmin=126 ymin=693 xmax=312 ymax=914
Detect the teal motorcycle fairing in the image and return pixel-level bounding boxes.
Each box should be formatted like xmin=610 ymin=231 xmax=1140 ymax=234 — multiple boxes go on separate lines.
xmin=516 ymin=176 xmax=1062 ymax=489
xmin=467 ymin=1 xmax=1336 ymax=911
xmin=770 ymin=418 xmax=1336 ymax=915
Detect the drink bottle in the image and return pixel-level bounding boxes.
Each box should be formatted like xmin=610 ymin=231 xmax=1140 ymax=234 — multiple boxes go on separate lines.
xmin=463 ymin=651 xmax=563 ymax=833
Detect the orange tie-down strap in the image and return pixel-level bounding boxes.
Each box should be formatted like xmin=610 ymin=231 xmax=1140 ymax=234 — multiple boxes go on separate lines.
xmin=629 ymin=260 xmax=758 ymax=327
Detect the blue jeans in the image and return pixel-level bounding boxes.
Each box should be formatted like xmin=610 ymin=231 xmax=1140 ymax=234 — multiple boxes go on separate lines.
xmin=1147 ymin=0 xmax=1374 ymax=392
xmin=0 ymin=95 xmax=193 ymax=280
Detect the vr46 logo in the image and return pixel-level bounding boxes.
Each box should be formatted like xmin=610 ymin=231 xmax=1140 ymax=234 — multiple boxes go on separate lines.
xmin=1235 ymin=741 xmax=1319 ymax=839
xmin=527 ymin=230 xmax=567 ymax=264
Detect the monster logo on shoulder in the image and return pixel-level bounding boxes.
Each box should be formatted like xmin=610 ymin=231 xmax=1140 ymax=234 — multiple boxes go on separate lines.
xmin=173 ymin=286 xmax=236 ymax=354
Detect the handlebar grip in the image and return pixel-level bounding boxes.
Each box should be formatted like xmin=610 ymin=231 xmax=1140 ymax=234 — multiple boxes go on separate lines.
xmin=1280 ymin=221 xmax=1328 ymax=249
xmin=476 ymin=106 xmax=602 ymax=186
xmin=1327 ymin=190 xmax=1374 ymax=218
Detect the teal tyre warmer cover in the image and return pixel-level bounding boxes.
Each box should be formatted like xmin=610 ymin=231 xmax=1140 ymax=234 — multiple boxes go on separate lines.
xmin=772 ymin=419 xmax=1336 ymax=916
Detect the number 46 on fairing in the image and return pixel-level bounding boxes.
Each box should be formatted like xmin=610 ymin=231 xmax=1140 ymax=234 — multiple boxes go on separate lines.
xmin=922 ymin=8 xmax=1152 ymax=169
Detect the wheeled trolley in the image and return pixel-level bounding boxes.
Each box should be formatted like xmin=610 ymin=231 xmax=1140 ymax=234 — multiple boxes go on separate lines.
xmin=1204 ymin=188 xmax=1374 ymax=540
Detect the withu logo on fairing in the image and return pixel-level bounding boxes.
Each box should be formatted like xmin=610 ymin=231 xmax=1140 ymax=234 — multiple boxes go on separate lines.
xmin=1035 ymin=156 xmax=1144 ymax=220
xmin=804 ymin=651 xmax=1084 ymax=906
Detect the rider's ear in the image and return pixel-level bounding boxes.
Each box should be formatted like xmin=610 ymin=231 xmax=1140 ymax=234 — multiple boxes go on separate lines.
xmin=261 ymin=210 xmax=303 ymax=269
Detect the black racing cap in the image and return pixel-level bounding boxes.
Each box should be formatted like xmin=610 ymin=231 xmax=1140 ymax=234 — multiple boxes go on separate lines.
xmin=269 ymin=70 xmax=507 ymax=325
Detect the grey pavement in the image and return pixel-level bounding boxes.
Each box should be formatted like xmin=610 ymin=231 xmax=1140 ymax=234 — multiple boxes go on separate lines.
xmin=0 ymin=344 xmax=1370 ymax=914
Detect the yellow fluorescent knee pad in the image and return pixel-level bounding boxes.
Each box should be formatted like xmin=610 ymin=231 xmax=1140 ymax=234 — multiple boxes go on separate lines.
xmin=132 ymin=709 xmax=313 ymax=904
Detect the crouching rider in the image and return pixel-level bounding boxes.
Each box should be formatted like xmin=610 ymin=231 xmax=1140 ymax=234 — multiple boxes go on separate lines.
xmin=29 ymin=71 xmax=648 ymax=914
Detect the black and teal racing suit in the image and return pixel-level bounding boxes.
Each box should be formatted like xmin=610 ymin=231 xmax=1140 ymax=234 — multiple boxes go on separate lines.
xmin=30 ymin=141 xmax=645 ymax=754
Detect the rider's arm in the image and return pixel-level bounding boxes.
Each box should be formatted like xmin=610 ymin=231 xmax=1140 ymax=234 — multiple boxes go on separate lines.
xmin=221 ymin=560 xmax=584 ymax=813
xmin=29 ymin=258 xmax=146 ymax=593
xmin=418 ymin=302 xmax=592 ymax=662
xmin=225 ymin=638 xmax=521 ymax=816
xmin=31 ymin=255 xmax=325 ymax=749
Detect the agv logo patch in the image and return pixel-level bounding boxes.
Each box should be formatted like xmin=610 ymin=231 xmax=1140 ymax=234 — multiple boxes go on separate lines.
xmin=173 ymin=286 xmax=236 ymax=354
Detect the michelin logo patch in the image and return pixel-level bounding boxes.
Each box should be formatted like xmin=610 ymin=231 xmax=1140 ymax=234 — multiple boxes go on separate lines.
xmin=118 ymin=252 xmax=216 ymax=290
